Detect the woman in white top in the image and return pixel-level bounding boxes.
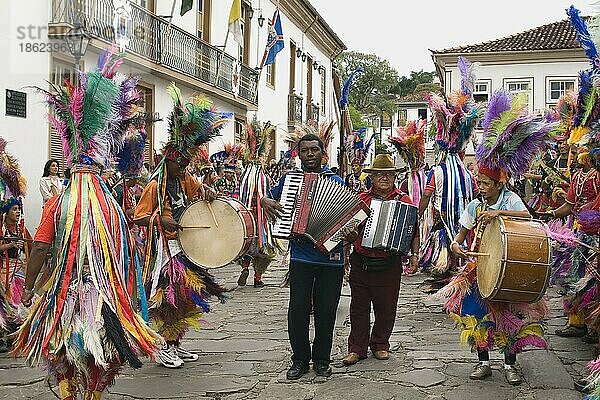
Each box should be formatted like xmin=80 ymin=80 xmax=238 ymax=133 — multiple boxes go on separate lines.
xmin=39 ymin=159 xmax=63 ymax=204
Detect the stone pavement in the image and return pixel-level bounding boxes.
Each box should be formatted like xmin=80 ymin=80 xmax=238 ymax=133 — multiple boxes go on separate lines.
xmin=0 ymin=260 xmax=590 ymax=399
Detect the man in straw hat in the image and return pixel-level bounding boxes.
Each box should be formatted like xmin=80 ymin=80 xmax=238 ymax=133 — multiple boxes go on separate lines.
xmin=341 ymin=154 xmax=419 ymax=366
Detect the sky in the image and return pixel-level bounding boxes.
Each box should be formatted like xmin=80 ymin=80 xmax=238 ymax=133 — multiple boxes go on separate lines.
xmin=313 ymin=0 xmax=596 ymax=77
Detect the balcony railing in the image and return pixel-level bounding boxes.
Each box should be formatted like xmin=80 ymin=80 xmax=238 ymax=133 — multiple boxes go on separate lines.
xmin=288 ymin=94 xmax=303 ymax=124
xmin=307 ymin=103 xmax=319 ymax=124
xmin=50 ymin=0 xmax=258 ymax=105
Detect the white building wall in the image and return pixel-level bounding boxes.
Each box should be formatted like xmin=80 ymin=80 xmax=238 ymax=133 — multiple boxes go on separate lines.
xmin=1 ymin=0 xmax=52 ymax=230
xmin=0 ymin=0 xmax=342 ymax=231
xmin=445 ymin=61 xmax=590 ymax=112
xmin=248 ymin=0 xmax=340 ymax=166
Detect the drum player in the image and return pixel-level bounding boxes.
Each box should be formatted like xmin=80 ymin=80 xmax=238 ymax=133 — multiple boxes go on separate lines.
xmin=438 ymin=86 xmax=558 ymax=386
xmin=446 ymin=164 xmax=540 ymax=385
xmin=134 ymin=85 xmax=230 ymax=369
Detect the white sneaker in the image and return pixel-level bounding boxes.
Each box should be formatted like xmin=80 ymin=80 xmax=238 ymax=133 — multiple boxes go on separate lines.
xmin=156 ymin=345 xmax=184 ymax=368
xmin=176 ymin=345 xmax=199 ymax=362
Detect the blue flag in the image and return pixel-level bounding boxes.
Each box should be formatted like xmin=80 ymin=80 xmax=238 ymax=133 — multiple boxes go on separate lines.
xmin=339 ymin=67 xmax=364 ymax=109
xmin=260 ymin=9 xmax=284 ymax=68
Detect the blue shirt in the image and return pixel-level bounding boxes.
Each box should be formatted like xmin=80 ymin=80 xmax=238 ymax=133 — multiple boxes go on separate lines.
xmin=458 ymin=187 xmax=527 ymax=230
xmin=270 ymin=166 xmax=345 ymax=267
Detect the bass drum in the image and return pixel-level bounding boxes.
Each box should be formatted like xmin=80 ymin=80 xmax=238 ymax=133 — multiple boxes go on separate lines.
xmin=178 ymin=198 xmax=256 ymax=268
xmin=477 ymin=217 xmax=551 ymax=303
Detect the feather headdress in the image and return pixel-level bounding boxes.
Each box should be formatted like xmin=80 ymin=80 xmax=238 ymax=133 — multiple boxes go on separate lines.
xmin=209 ymin=142 xmax=245 ymax=168
xmin=0 ymin=138 xmax=27 ymax=213
xmin=389 ymin=119 xmax=426 ymax=171
xmin=345 ymin=128 xmax=375 ymax=165
xmin=427 ymin=57 xmax=483 ymax=154
xmin=566 ymin=6 xmax=600 ymax=169
xmin=38 ymin=49 xmax=141 ymax=168
xmin=164 ymin=82 xmax=232 ymax=162
xmin=116 ymin=121 xmax=147 ymax=178
xmin=286 ymin=120 xmax=337 ymax=164
xmin=476 ymin=89 xmax=560 ymax=180
xmin=237 ymin=120 xmax=274 ymax=166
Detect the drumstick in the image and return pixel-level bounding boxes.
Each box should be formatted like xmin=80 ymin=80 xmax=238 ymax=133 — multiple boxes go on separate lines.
xmin=181 ymin=225 xmax=212 ymax=229
xmin=0 ymin=236 xmax=33 ymax=242
xmin=206 ymin=201 xmax=219 ymax=228
xmin=466 ymin=252 xmax=490 ymax=257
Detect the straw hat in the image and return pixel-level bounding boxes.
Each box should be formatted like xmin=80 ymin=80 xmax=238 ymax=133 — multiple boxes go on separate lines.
xmin=363 ymin=154 xmax=403 ymax=173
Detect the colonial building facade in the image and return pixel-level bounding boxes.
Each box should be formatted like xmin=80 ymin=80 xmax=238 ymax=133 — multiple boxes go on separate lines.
xmin=0 ymin=0 xmax=345 ymax=227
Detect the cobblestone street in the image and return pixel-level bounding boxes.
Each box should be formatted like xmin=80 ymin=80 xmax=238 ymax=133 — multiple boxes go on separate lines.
xmin=0 ymin=261 xmax=589 ymax=399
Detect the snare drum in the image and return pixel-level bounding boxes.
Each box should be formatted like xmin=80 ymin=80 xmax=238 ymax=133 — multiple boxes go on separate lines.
xmin=477 ymin=217 xmax=551 ymax=303
xmin=178 ymin=198 xmax=256 ymax=268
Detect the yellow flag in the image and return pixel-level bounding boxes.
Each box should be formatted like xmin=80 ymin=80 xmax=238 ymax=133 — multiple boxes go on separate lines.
xmin=228 ymin=0 xmax=243 ymax=45
xmin=228 ymin=0 xmax=242 ymax=24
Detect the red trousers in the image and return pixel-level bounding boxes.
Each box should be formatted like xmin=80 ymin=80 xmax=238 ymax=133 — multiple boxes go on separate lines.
xmin=347 ymin=252 xmax=403 ymax=356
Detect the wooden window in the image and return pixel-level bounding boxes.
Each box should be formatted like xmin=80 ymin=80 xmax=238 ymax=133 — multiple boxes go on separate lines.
xmin=239 ymin=3 xmax=251 ymax=65
xmin=547 ymin=78 xmax=575 ymax=103
xmin=505 ymin=78 xmax=534 ymax=111
xmin=266 ymin=62 xmax=275 ymax=88
xmin=289 ymin=41 xmax=296 ymax=94
xmin=132 ymin=0 xmax=155 ymax=12
xmin=320 ymin=69 xmax=326 ymax=115
xmin=196 ymin=0 xmax=211 ymax=42
xmin=473 ymin=80 xmax=491 ymax=103
xmin=136 ymin=83 xmax=155 ymax=164
xmin=306 ymin=54 xmax=313 ymax=122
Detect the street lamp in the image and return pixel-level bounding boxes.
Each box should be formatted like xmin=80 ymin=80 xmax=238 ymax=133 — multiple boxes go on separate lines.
xmin=257 ymin=13 xmax=265 ymax=27
xmin=64 ymin=22 xmax=90 ymax=84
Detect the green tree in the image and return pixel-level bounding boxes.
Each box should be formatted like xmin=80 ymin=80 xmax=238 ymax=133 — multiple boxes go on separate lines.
xmin=336 ymin=51 xmax=400 ymax=116
xmin=393 ymin=70 xmax=437 ymax=97
xmin=348 ymin=104 xmax=368 ymax=129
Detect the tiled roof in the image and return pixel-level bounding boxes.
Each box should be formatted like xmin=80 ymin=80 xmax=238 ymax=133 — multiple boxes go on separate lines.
xmin=432 ymin=18 xmax=586 ymax=54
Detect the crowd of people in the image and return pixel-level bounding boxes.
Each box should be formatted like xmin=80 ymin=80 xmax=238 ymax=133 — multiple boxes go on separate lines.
xmin=1 ymin=7 xmax=600 ymax=400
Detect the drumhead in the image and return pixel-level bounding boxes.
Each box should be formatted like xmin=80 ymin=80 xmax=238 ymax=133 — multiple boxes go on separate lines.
xmin=477 ymin=217 xmax=505 ymax=298
xmin=178 ymin=199 xmax=247 ymax=268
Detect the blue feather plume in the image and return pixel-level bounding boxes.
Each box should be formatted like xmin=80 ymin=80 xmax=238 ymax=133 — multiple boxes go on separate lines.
xmin=339 ymin=67 xmax=364 ymax=109
xmin=567 ymin=5 xmax=599 ymax=67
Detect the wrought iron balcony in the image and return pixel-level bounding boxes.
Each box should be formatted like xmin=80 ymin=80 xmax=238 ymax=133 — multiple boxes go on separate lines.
xmin=50 ymin=0 xmax=258 ymax=105
xmin=307 ymin=103 xmax=319 ymax=124
xmin=288 ymin=94 xmax=303 ymax=124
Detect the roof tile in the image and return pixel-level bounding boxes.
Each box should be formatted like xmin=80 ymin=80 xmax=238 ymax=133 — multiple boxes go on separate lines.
xmin=432 ymin=18 xmax=585 ymax=54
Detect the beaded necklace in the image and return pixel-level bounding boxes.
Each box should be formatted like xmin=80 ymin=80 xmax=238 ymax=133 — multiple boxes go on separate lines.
xmin=575 ymin=169 xmax=597 ymax=198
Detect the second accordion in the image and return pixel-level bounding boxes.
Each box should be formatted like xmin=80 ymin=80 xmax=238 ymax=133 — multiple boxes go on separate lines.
xmin=272 ymin=172 xmax=370 ymax=253
xmin=362 ymin=199 xmax=418 ymax=254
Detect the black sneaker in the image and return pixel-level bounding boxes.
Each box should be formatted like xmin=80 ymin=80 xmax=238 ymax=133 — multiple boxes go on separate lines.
xmin=313 ymin=360 xmax=332 ymax=377
xmin=575 ymin=378 xmax=592 ymax=393
xmin=286 ymin=361 xmax=309 ymax=380
xmin=237 ymin=269 xmax=249 ymax=286
xmin=582 ymin=330 xmax=599 ymax=344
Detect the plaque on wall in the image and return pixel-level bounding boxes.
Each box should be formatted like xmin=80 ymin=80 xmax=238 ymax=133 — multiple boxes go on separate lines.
xmin=6 ymin=89 xmax=27 ymax=118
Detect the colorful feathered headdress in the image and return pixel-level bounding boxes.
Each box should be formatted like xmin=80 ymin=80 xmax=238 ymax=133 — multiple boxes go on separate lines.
xmin=566 ymin=5 xmax=600 ymax=170
xmin=38 ymin=49 xmax=141 ymax=168
xmin=210 ymin=142 xmax=245 ymax=169
xmin=345 ymin=128 xmax=374 ymax=165
xmin=476 ymin=89 xmax=560 ymax=182
xmin=164 ymin=82 xmax=232 ymax=163
xmin=237 ymin=120 xmax=275 ymax=166
xmin=116 ymin=120 xmax=147 ymax=178
xmin=286 ymin=120 xmax=337 ymax=164
xmin=0 ymin=138 xmax=27 ymax=213
xmin=427 ymin=56 xmax=483 ymax=154
xmin=389 ymin=120 xmax=426 ymax=171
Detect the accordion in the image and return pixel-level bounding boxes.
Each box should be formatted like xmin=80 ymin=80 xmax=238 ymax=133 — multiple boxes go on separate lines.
xmin=272 ymin=172 xmax=370 ymax=253
xmin=362 ymin=199 xmax=418 ymax=254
